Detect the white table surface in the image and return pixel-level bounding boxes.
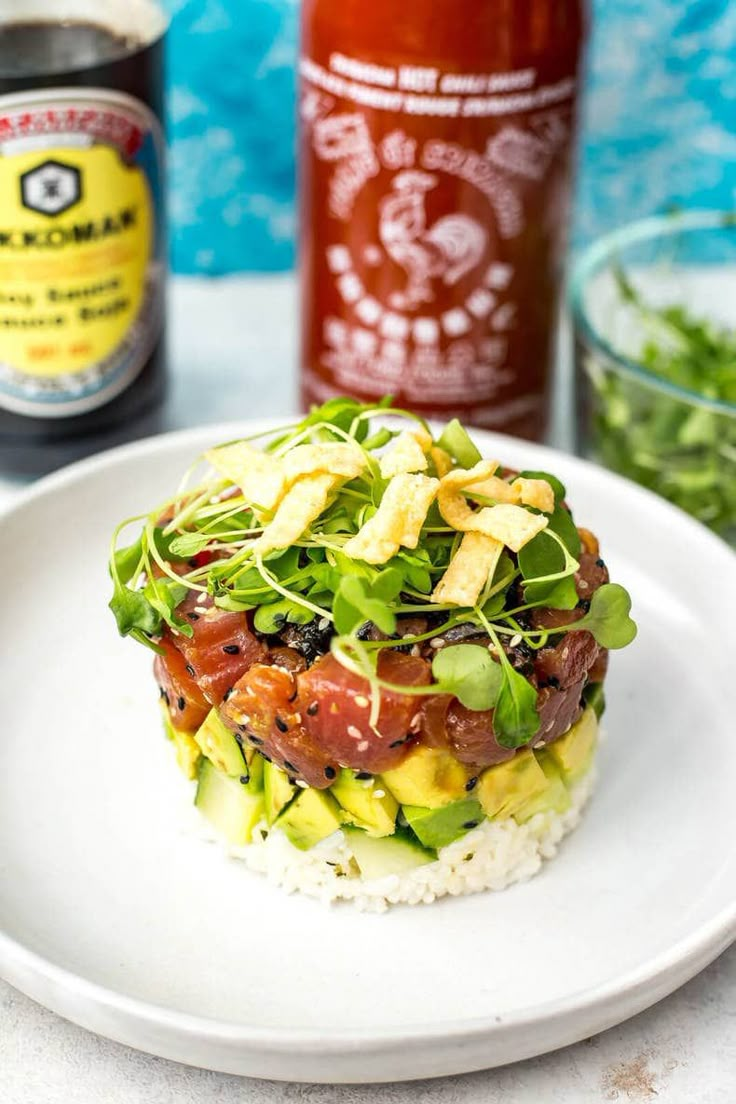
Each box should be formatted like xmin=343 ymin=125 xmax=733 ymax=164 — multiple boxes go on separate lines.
xmin=0 ymin=276 xmax=733 ymax=1102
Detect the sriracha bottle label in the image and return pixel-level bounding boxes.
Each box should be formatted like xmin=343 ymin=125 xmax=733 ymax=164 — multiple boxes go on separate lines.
xmin=299 ymin=14 xmax=585 ymax=440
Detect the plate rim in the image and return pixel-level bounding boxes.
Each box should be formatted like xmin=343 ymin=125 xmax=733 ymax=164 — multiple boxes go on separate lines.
xmin=1 ymin=419 xmax=735 ymax=1070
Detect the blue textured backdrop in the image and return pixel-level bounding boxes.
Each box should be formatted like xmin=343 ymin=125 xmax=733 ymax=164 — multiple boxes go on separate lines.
xmin=164 ymin=0 xmax=736 ymax=275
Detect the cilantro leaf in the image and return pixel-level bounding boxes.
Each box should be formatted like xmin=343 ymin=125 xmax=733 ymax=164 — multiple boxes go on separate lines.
xmin=431 ymin=644 xmax=503 ymax=711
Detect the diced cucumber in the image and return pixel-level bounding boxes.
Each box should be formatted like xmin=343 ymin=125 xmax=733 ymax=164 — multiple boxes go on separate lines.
xmin=344 ymin=827 xmax=435 ymax=879
xmin=195 ymin=758 xmax=264 ymax=846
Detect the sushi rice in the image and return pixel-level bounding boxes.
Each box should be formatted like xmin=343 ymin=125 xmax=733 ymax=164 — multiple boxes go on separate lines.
xmin=190 ymin=758 xmax=597 ymax=913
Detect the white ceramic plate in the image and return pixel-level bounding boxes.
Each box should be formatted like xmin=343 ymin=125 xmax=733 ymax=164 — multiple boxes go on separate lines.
xmin=0 ymin=423 xmax=734 ymax=1084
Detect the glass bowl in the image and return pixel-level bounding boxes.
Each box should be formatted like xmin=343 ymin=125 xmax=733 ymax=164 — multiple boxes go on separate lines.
xmin=570 ymin=211 xmax=736 ymax=545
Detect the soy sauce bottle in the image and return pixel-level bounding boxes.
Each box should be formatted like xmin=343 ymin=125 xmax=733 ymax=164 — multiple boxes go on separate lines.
xmin=0 ymin=1 xmax=167 ymax=475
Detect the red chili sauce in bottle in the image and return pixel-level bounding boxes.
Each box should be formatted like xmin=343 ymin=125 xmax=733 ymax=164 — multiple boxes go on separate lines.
xmin=299 ymin=0 xmax=587 ymax=440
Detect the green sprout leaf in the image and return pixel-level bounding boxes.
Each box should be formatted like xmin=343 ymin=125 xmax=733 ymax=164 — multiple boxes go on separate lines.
xmin=333 ymin=575 xmax=397 ymax=636
xmin=570 ymin=583 xmax=637 ymax=649
xmin=254 ymin=598 xmax=314 ymax=634
xmin=431 ymin=644 xmax=503 ymax=711
xmin=112 ymin=537 xmax=143 ymax=585
xmin=519 ymin=530 xmax=579 ymax=609
xmin=437 ymin=418 xmax=482 ymax=468
xmin=493 ymin=665 xmax=541 ymax=748
xmin=109 ymin=580 xmax=161 ymax=638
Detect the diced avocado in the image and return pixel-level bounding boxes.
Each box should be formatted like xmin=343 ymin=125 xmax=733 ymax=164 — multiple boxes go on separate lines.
xmin=263 ymin=759 xmax=297 ymax=825
xmin=583 ymin=682 xmax=606 ymax=719
xmin=331 ymin=769 xmax=398 ymax=838
xmin=344 ymin=826 xmax=435 ymax=879
xmin=274 ymin=787 xmax=343 ymax=851
xmin=194 ymin=758 xmax=265 ymax=846
xmin=545 ymin=707 xmax=598 ymax=784
xmin=401 ymin=798 xmax=484 ymax=850
xmin=381 ymin=746 xmax=471 ymax=809
xmin=194 ymin=708 xmax=247 ymax=777
xmin=477 ymin=749 xmax=549 ymax=820
xmin=514 ymin=753 xmax=571 ymax=823
xmin=160 ymin=701 xmax=201 ymax=780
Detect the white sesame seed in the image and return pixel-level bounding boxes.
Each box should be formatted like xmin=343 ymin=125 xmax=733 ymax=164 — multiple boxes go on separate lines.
xmin=509 ymin=634 xmax=522 ymax=648
xmin=318 ymin=617 xmax=330 ymax=630
xmin=357 ymin=740 xmax=369 ymax=751
xmin=354 ymin=695 xmax=369 ymax=709
xmin=295 ymin=779 xmax=309 ymax=789
xmin=429 ymin=637 xmax=445 ymax=649
xmin=410 ymin=644 xmax=421 ymax=658
xmin=410 ymin=713 xmax=422 ymax=730
xmin=245 ymin=686 xmax=255 ymax=697
xmin=194 ymin=606 xmax=209 ymax=615
xmin=578 ymin=579 xmax=589 ymax=590
xmin=373 ymin=789 xmax=386 ymax=799
xmin=292 ymin=712 xmax=302 ymax=724
xmin=562 ymin=647 xmax=569 ymax=661
xmin=347 ymin=725 xmax=363 ymax=740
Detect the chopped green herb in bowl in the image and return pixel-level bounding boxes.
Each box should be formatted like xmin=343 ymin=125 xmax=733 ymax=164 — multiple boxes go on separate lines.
xmin=571 ymin=211 xmax=736 ymax=544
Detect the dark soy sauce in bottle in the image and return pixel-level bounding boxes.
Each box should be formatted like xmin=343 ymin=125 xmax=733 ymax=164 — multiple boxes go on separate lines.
xmin=0 ymin=2 xmax=167 ymax=475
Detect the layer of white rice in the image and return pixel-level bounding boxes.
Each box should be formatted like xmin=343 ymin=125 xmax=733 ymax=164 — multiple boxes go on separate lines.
xmin=190 ymin=764 xmax=597 ymax=913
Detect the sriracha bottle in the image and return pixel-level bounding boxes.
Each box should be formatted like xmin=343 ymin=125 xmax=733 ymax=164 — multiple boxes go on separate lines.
xmin=299 ymin=0 xmax=587 ymax=440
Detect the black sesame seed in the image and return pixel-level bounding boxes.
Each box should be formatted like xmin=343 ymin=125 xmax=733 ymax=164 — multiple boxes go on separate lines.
xmin=283 ymin=760 xmax=297 ymax=773
xmin=223 ymin=686 xmax=234 ymax=701
xmin=577 ymin=598 xmax=591 ymax=613
xmin=250 ymin=734 xmax=264 ymax=745
xmin=463 ymin=820 xmax=480 ymax=830
xmin=389 ymin=739 xmax=405 ymax=749
xmin=223 ymin=644 xmax=240 ymax=655
xmin=595 ymin=558 xmax=605 ymax=568
xmin=324 ymin=765 xmax=337 ymax=780
xmin=161 ymin=691 xmax=170 ymax=706
xmin=306 ymin=701 xmax=319 ymax=716
xmin=239 ymin=774 xmax=250 ymax=785
xmin=177 ymin=696 xmax=186 ymax=711
xmin=547 ymin=676 xmax=561 ymax=689
xmin=465 ymin=777 xmax=478 ymax=792
xmin=185 ymin=664 xmax=195 ymax=677
xmin=275 ymin=715 xmax=288 ymax=733
xmin=187 ymin=612 xmax=199 ymax=621
xmin=355 ymin=771 xmax=372 ymax=780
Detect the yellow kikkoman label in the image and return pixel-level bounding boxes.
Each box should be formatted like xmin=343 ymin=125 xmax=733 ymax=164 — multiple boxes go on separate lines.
xmin=0 ymin=143 xmax=151 ymax=377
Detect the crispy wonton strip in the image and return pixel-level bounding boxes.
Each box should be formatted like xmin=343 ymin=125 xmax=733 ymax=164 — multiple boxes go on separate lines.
xmin=283 ymin=443 xmax=366 ymax=485
xmin=205 ymin=442 xmax=285 ymax=515
xmin=379 ymin=431 xmax=429 ymax=478
xmin=430 ymin=446 xmax=453 ymax=477
xmin=438 ymin=463 xmax=548 ymax=552
xmin=343 ymin=473 xmax=439 ymax=564
xmin=511 ymin=477 xmax=555 ymax=514
xmin=253 ymin=472 xmax=341 ymax=554
xmin=432 ymin=532 xmax=503 ymax=607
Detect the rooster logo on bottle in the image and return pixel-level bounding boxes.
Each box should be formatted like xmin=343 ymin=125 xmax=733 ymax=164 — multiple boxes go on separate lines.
xmin=378 ymin=170 xmax=487 ymax=310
